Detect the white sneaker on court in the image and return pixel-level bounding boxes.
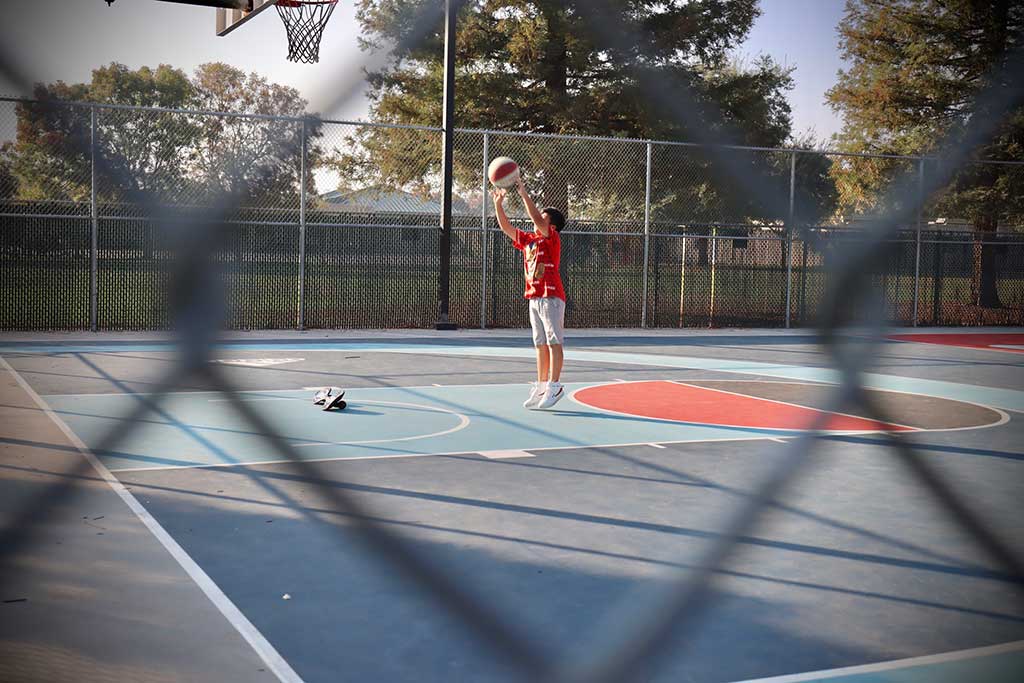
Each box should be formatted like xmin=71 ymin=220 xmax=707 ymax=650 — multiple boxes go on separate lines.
xmin=523 ymin=382 xmax=545 ymax=409
xmin=537 ymin=382 xmax=565 ymax=409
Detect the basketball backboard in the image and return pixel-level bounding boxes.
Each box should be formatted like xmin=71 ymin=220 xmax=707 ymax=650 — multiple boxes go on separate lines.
xmin=216 ymin=0 xmax=277 ymax=36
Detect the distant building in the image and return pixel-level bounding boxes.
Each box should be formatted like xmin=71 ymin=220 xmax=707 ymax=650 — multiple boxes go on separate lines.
xmin=319 ymin=186 xmax=471 ymax=214
xmin=927 ymin=217 xmax=973 ymax=231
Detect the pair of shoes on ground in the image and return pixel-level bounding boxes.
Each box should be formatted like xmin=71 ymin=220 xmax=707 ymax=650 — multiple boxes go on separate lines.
xmin=524 ymin=381 xmax=564 ymax=410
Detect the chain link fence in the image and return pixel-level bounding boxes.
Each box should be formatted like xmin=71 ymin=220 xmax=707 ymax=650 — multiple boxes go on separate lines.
xmin=2 ymin=96 xmax=1024 ymax=331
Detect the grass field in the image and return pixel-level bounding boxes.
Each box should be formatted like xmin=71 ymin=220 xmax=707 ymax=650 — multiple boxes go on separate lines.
xmin=4 ymin=256 xmax=1022 ymax=331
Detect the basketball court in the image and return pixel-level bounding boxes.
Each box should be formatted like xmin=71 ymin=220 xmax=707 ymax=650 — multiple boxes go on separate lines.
xmin=2 ymin=329 xmax=1023 ymax=681
xmin=2 ymin=1 xmax=1023 ymax=681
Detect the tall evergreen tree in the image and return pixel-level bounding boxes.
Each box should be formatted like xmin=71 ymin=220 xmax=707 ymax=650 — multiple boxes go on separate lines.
xmin=827 ymin=0 xmax=1024 ymax=307
xmin=340 ymin=0 xmax=793 ymax=222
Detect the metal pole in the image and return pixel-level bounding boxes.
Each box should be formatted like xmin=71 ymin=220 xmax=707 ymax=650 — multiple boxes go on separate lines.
xmin=480 ymin=133 xmax=489 ymax=329
xmin=679 ymin=237 xmax=687 ymax=327
xmin=298 ymin=118 xmax=307 ymax=330
xmin=435 ymin=0 xmax=458 ymax=330
xmin=709 ymin=227 xmax=717 ymax=327
xmin=785 ymin=150 xmax=796 ymax=328
xmin=912 ymin=158 xmax=923 ymax=326
xmin=641 ymin=142 xmax=652 ymax=327
xmin=90 ymin=106 xmax=98 ymax=332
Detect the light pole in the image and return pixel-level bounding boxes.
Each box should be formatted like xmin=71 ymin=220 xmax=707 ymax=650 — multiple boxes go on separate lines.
xmin=436 ymin=0 xmax=459 ymax=329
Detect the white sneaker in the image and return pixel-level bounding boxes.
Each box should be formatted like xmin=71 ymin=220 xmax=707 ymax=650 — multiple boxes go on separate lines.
xmin=523 ymin=382 xmax=545 ymax=409
xmin=536 ymin=382 xmax=565 ymax=409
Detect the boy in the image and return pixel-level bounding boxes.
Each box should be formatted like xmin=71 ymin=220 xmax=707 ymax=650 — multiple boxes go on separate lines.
xmin=492 ymin=177 xmax=567 ymax=410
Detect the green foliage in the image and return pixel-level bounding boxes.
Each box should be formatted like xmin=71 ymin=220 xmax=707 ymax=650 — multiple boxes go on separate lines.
xmin=189 ymin=63 xmax=321 ymax=206
xmin=0 ymin=143 xmax=17 ymax=200
xmin=827 ymin=0 xmax=1024 ymax=228
xmin=339 ymin=0 xmax=795 ymax=222
xmin=12 ymin=65 xmax=195 ymax=202
xmin=8 ymin=62 xmax=319 ymax=207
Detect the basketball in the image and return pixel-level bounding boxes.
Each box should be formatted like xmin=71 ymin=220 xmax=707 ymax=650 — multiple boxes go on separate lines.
xmin=488 ymin=156 xmax=520 ymax=188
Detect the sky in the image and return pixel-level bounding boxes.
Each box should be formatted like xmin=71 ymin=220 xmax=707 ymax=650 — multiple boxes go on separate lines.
xmin=0 ymin=0 xmax=850 ymax=140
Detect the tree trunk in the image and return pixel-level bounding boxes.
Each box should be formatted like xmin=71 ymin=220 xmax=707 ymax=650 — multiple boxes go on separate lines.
xmin=972 ymin=215 xmax=1002 ymax=308
xmin=539 ymin=5 xmax=569 ymax=213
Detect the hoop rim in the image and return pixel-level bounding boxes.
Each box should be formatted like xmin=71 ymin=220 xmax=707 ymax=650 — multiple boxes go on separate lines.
xmin=276 ymin=0 xmax=338 ymax=7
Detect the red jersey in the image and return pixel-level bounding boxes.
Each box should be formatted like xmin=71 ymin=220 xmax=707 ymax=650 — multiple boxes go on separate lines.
xmin=513 ymin=228 xmax=566 ymax=300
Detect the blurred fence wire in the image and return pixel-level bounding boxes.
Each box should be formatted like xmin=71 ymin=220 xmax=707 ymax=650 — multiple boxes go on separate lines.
xmin=1 ymin=2 xmax=1023 ymax=682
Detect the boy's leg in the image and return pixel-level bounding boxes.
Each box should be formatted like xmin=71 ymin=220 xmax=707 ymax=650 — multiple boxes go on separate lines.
xmin=536 ymin=344 xmax=551 ymax=382
xmin=548 ymin=344 xmax=563 ymax=382
xmin=536 ymin=298 xmax=567 ymax=409
xmin=546 ymin=297 xmax=566 ymax=382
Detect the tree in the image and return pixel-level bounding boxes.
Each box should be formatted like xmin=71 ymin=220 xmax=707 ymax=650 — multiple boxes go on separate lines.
xmin=11 ymin=64 xmax=197 ymax=203
xmin=0 ymin=143 xmax=17 ymax=200
xmin=827 ymin=0 xmax=1024 ymax=308
xmin=188 ymin=63 xmax=322 ymax=207
xmin=340 ymin=0 xmax=793 ymax=224
xmin=10 ymin=63 xmax=321 ymax=209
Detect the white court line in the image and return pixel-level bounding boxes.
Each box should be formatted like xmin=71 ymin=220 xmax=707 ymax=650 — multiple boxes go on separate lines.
xmin=669 ymin=380 xmax=922 ymax=432
xmin=666 ymin=380 xmax=1010 ymax=434
xmin=479 ymin=449 xmax=535 ymax=459
xmin=567 ymin=384 xmax=907 ymax=437
xmin=647 ymin=443 xmax=667 ymax=449
xmin=730 ymin=639 xmax=1024 ymax=682
xmin=40 ymin=380 xmax=540 ymax=400
xmin=110 ymin=433 xmax=789 ymax=474
xmin=0 ymin=358 xmax=303 ymax=683
xmin=291 ymin=400 xmax=470 ymax=449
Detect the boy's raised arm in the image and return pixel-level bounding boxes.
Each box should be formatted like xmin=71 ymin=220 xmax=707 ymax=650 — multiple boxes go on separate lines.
xmin=516 ymin=178 xmax=549 ymax=237
xmin=492 ymin=188 xmax=517 ymax=241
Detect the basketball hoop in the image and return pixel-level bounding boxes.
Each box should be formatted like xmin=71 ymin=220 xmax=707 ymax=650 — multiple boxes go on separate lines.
xmin=275 ymin=0 xmax=338 ymax=64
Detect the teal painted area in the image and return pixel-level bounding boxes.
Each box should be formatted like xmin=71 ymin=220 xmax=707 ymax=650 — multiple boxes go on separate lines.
xmin=43 ymin=382 xmax=792 ymax=472
xmin=6 ymin=339 xmax=1024 ymax=412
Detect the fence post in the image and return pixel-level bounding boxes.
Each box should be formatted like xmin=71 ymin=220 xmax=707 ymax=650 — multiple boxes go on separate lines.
xmin=435 ymin=0 xmax=458 ymax=330
xmin=912 ymin=158 xmax=923 ymax=326
xmin=709 ymin=227 xmax=717 ymax=327
xmin=480 ymin=133 xmax=489 ymax=329
xmin=785 ymin=150 xmax=796 ymax=328
xmin=297 ymin=119 xmax=307 ymax=331
xmin=90 ymin=106 xmax=98 ymax=332
xmin=641 ymin=142 xmax=652 ymax=327
xmin=679 ymin=237 xmax=687 ymax=327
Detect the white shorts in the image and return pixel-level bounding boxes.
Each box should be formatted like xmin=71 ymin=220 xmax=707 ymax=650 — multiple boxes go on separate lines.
xmin=528 ymin=297 xmax=566 ymax=347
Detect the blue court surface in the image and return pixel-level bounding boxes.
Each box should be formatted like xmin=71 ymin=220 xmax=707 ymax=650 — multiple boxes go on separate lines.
xmin=2 ymin=330 xmax=1023 ymax=682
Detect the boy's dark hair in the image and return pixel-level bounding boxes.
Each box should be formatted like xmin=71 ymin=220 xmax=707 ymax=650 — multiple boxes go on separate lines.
xmin=543 ymin=207 xmax=566 ymax=232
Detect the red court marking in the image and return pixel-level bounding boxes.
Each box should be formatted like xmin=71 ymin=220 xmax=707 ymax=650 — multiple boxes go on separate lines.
xmin=888 ymin=333 xmax=1024 ymax=354
xmin=574 ymin=381 xmax=913 ymax=432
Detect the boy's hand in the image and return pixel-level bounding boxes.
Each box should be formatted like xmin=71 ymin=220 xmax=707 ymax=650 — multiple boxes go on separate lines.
xmin=515 ymin=177 xmax=527 ymax=195
xmin=491 ymin=187 xmax=507 ymax=204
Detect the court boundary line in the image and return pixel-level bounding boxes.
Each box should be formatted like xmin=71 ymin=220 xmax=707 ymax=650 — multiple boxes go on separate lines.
xmin=730 ymin=639 xmax=1024 ymax=682
xmin=33 ymin=376 xmax=823 ymax=401
xmin=108 ymin=433 xmax=789 ymax=474
xmin=670 ymin=379 xmax=921 ymax=431
xmin=0 ymin=357 xmax=304 ymax=683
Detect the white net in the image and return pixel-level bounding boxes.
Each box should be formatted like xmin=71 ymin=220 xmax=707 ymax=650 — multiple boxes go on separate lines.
xmin=275 ymin=0 xmax=338 ymax=64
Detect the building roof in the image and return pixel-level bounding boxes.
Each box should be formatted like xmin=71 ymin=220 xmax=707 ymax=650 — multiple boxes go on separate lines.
xmin=320 ymin=186 xmax=470 ymax=214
